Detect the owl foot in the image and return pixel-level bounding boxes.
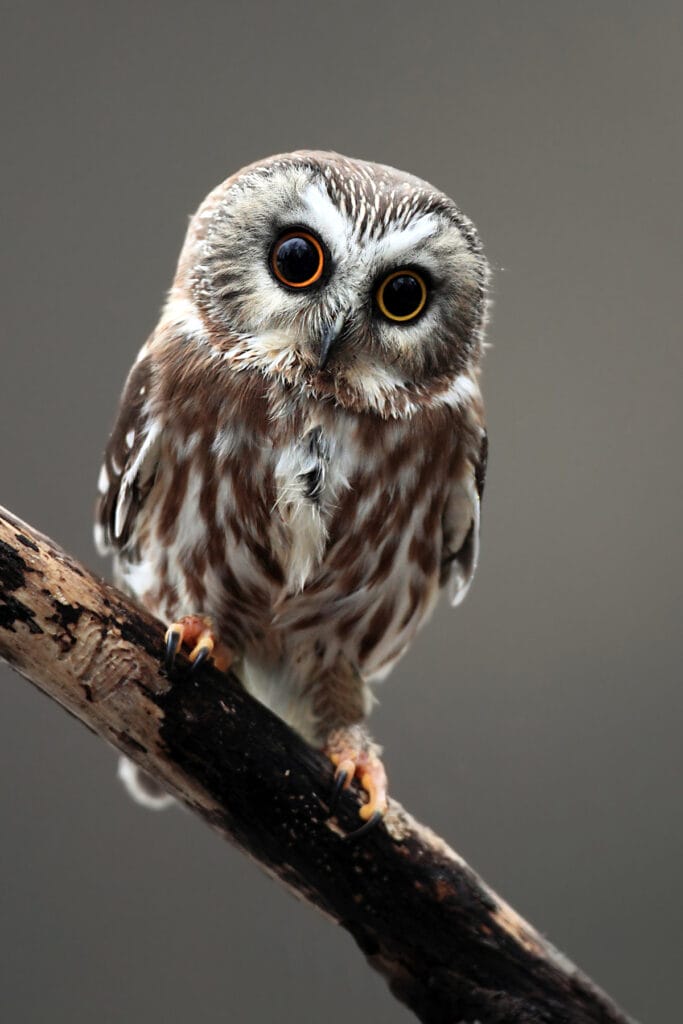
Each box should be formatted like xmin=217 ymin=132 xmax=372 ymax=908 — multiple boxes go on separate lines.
xmin=164 ymin=615 xmax=233 ymax=674
xmin=325 ymin=730 xmax=388 ymax=839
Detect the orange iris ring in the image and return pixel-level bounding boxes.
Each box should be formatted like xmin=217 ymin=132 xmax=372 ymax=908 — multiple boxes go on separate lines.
xmin=272 ymin=231 xmax=325 ymax=288
xmin=376 ymin=269 xmax=428 ymax=322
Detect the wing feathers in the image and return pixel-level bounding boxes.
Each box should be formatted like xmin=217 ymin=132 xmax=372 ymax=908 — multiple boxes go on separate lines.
xmin=441 ymin=428 xmax=487 ymax=606
xmin=95 ymin=355 xmax=161 ymax=555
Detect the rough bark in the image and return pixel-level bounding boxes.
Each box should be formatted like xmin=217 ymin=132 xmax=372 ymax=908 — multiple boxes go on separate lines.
xmin=0 ymin=504 xmax=634 ymax=1024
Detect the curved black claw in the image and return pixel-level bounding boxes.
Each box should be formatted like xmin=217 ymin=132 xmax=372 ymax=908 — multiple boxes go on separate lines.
xmin=190 ymin=646 xmax=210 ymax=673
xmin=328 ymin=768 xmax=349 ymax=817
xmin=165 ymin=629 xmax=181 ymax=672
xmin=345 ymin=810 xmax=384 ymax=842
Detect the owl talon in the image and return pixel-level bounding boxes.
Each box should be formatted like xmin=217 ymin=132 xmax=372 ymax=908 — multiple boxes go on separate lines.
xmin=190 ymin=645 xmax=211 ymax=673
xmin=345 ymin=810 xmax=383 ymax=842
xmin=328 ymin=767 xmax=349 ymax=815
xmin=325 ymin=735 xmax=388 ymax=836
xmin=164 ymin=627 xmax=182 ymax=671
xmin=162 ymin=616 xmax=233 ymax=675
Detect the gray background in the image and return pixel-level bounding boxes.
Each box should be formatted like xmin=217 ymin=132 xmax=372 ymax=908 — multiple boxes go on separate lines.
xmin=1 ymin=3 xmax=681 ymax=1022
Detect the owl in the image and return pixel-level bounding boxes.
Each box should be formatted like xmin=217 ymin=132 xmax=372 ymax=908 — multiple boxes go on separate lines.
xmin=95 ymin=151 xmax=489 ymax=835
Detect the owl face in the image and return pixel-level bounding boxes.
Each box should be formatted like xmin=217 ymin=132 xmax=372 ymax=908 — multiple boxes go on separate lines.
xmin=175 ymin=152 xmax=488 ymax=413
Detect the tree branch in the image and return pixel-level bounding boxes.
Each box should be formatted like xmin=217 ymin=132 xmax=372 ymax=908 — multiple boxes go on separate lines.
xmin=0 ymin=504 xmax=634 ymax=1024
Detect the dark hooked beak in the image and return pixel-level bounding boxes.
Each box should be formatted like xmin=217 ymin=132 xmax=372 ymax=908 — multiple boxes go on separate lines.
xmin=318 ymin=312 xmax=347 ymax=369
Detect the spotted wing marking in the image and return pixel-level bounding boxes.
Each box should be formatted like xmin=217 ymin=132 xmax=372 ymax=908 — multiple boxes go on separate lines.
xmin=95 ymin=356 xmax=161 ymax=555
xmin=441 ymin=430 xmax=488 ymax=606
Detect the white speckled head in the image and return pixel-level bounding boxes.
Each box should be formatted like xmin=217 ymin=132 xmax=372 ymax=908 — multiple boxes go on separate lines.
xmin=164 ymin=151 xmax=489 ymax=413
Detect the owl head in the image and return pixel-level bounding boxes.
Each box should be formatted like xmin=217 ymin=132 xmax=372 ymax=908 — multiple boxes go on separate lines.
xmin=166 ymin=151 xmax=488 ymax=417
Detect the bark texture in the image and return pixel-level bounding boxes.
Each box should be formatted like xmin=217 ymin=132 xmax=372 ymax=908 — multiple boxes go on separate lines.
xmin=0 ymin=504 xmax=634 ymax=1024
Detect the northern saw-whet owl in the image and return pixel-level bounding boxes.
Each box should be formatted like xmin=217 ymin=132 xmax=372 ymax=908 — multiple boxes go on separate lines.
xmin=95 ymin=151 xmax=489 ymax=834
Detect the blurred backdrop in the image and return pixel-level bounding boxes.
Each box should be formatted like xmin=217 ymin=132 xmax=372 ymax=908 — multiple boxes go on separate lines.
xmin=1 ymin=3 xmax=681 ymax=1022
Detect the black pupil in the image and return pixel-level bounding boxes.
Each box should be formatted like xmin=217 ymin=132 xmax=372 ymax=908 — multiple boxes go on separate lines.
xmin=275 ymin=236 xmax=319 ymax=284
xmin=382 ymin=274 xmax=423 ymax=318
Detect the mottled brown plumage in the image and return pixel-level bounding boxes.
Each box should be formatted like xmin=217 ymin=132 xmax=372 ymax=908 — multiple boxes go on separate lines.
xmin=95 ymin=151 xmax=489 ymax=823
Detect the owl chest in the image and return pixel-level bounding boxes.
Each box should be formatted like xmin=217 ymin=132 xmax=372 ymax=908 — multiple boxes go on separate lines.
xmin=150 ymin=412 xmax=442 ymax=656
xmin=206 ymin=417 xmax=402 ymax=599
xmin=214 ymin=423 xmax=360 ymax=598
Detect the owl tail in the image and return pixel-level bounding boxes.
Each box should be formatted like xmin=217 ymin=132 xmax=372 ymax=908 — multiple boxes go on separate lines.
xmin=117 ymin=755 xmax=175 ymax=810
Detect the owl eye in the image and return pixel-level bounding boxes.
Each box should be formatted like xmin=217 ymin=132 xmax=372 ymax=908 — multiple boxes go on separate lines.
xmin=376 ymin=270 xmax=428 ymax=323
xmin=271 ymin=230 xmax=325 ymax=289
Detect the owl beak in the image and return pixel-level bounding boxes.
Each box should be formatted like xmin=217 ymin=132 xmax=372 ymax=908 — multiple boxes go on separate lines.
xmin=318 ymin=312 xmax=347 ymax=369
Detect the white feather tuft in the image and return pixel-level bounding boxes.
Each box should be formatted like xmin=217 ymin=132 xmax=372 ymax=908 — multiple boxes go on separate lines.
xmin=117 ymin=756 xmax=175 ymax=810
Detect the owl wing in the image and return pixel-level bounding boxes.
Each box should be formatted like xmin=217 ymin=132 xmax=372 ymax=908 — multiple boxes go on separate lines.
xmin=94 ymin=354 xmax=161 ymax=556
xmin=440 ymin=428 xmax=488 ymax=606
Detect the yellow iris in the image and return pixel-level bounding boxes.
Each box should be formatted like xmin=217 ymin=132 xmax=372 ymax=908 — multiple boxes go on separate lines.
xmin=376 ymin=270 xmax=428 ymax=322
